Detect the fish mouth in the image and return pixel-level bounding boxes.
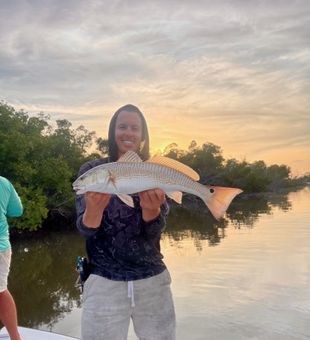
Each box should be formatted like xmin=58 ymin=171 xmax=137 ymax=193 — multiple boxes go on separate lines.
xmin=74 ymin=187 xmax=85 ymax=195
xmin=72 ymin=183 xmax=83 ymax=192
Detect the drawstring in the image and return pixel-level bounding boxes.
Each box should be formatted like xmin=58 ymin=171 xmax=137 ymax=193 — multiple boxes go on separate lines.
xmin=127 ymin=281 xmax=135 ymax=307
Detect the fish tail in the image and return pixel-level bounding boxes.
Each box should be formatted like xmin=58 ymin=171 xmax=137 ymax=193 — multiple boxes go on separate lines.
xmin=203 ymin=186 xmax=243 ymax=220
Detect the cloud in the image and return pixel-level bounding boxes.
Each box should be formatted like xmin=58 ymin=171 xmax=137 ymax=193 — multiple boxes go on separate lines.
xmin=0 ymin=0 xmax=309 ymax=173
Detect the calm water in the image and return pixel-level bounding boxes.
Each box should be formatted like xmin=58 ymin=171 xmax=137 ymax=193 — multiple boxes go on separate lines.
xmin=8 ymin=186 xmax=310 ymax=340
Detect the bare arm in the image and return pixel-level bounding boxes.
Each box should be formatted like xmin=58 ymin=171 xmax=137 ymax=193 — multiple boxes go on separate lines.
xmin=138 ymin=189 xmax=166 ymax=222
xmin=82 ymin=192 xmax=112 ymax=228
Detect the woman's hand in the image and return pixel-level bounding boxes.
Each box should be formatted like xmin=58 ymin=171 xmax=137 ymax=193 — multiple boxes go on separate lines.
xmin=139 ymin=189 xmax=166 ymax=222
xmin=83 ymin=192 xmax=112 ymax=228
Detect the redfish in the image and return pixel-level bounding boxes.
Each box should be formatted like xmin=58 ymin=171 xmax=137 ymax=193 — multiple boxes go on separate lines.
xmin=73 ymin=151 xmax=242 ymax=220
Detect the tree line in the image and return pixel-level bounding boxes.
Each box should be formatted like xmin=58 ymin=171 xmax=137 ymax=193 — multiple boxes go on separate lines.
xmin=1 ymin=102 xmax=309 ymax=231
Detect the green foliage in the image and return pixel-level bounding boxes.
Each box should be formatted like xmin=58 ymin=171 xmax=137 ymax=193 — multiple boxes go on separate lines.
xmin=162 ymin=140 xmax=297 ymax=193
xmin=163 ymin=143 xmax=185 ymax=160
xmin=9 ymin=184 xmax=48 ymax=231
xmin=0 ymin=102 xmax=95 ymax=230
xmin=223 ymin=160 xmax=272 ymax=192
xmin=96 ymin=137 xmax=109 ymax=157
xmin=1 ymin=101 xmax=307 ymax=231
xmin=180 ymin=142 xmax=225 ymax=181
xmin=163 ymin=141 xmax=224 ymax=181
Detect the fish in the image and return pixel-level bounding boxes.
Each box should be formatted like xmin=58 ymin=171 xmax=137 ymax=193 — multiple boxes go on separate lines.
xmin=73 ymin=151 xmax=243 ymax=220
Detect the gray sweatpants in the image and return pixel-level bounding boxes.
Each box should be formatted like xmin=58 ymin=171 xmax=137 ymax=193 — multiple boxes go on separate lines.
xmin=81 ymin=270 xmax=176 ymax=340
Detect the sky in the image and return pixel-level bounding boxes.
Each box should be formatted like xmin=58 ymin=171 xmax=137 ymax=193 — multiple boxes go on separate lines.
xmin=1 ymin=0 xmax=309 ymax=175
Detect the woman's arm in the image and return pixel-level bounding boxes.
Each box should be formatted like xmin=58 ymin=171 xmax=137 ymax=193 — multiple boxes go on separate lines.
xmin=75 ymin=160 xmax=111 ymax=237
xmin=139 ymin=189 xmax=169 ymax=240
xmin=139 ymin=189 xmax=165 ymax=222
xmin=82 ymin=192 xmax=111 ymax=228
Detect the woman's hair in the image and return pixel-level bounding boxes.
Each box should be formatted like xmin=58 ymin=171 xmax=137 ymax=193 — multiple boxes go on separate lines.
xmin=108 ymin=104 xmax=150 ymax=161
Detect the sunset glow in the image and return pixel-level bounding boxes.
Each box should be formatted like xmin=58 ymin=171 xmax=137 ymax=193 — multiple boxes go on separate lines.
xmin=1 ymin=1 xmax=309 ymax=175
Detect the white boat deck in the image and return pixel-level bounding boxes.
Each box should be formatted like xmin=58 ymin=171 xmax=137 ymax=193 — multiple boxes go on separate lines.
xmin=0 ymin=327 xmax=78 ymax=340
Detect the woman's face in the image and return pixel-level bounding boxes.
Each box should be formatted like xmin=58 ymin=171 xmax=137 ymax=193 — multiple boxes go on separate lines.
xmin=115 ymin=110 xmax=143 ymax=158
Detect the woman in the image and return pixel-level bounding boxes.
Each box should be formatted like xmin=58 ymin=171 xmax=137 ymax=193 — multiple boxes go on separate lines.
xmin=0 ymin=176 xmax=23 ymax=340
xmin=76 ymin=104 xmax=175 ymax=340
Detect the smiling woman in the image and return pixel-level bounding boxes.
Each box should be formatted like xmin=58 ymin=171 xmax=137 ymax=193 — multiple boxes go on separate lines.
xmin=75 ymin=104 xmax=176 ymax=340
xmin=115 ymin=110 xmax=143 ymax=157
xmin=107 ymin=104 xmax=150 ymax=162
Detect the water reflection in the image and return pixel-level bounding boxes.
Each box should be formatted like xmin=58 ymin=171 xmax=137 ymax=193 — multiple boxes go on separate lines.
xmin=167 ymin=191 xmax=292 ymax=239
xmin=7 ymin=189 xmax=296 ymax=334
xmin=227 ymin=192 xmax=291 ymax=228
xmin=9 ymin=232 xmax=84 ymax=329
xmin=167 ymin=203 xmax=227 ymax=245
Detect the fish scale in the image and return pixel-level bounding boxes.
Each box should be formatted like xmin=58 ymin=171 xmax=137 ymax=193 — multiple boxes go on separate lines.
xmin=105 ymin=162 xmax=201 ymax=195
xmin=73 ymin=151 xmax=242 ymax=220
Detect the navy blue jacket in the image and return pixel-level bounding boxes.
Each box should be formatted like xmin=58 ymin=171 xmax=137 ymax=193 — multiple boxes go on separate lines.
xmin=75 ymin=158 xmax=169 ymax=281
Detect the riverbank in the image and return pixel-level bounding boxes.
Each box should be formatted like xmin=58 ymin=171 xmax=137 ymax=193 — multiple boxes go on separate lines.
xmin=10 ymin=184 xmax=309 ymax=239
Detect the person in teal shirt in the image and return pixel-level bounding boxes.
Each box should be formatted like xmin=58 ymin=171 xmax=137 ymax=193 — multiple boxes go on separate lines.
xmin=0 ymin=176 xmax=23 ymax=340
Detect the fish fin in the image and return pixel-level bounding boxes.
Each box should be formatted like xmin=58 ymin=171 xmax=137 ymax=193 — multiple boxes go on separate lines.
xmin=203 ymin=186 xmax=243 ymax=220
xmin=117 ymin=194 xmax=135 ymax=207
xmin=118 ymin=151 xmax=143 ymax=163
xmin=146 ymin=156 xmax=200 ymax=181
xmin=166 ymin=191 xmax=183 ymax=204
xmin=108 ymin=170 xmax=117 ymax=189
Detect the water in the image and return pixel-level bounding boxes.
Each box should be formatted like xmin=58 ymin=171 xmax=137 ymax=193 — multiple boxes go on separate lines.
xmin=8 ymin=186 xmax=310 ymax=339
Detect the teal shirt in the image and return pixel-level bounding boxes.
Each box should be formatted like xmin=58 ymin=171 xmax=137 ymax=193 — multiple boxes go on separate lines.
xmin=0 ymin=176 xmax=23 ymax=251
